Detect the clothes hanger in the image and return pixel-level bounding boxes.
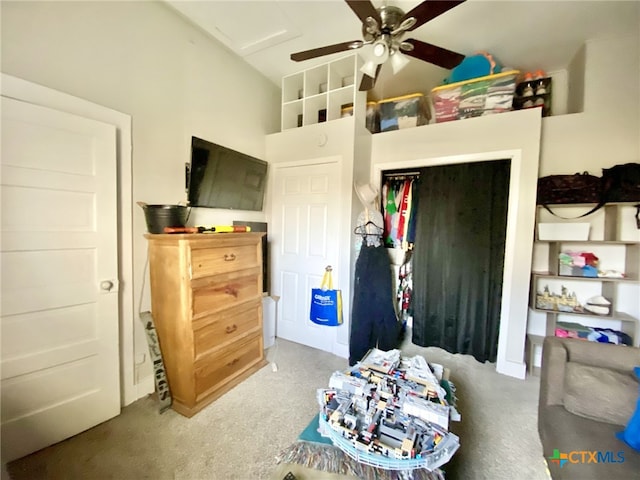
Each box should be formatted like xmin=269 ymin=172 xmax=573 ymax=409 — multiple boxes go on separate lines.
xmin=354 ymin=220 xmax=383 ymax=236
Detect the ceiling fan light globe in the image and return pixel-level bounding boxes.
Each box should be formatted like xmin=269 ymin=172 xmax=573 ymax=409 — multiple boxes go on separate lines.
xmin=373 ymin=42 xmax=386 ymax=58
xmin=390 ymin=51 xmax=410 ymax=75
xmin=360 ymin=60 xmax=378 ymax=78
xmin=372 ymin=40 xmax=389 ymax=64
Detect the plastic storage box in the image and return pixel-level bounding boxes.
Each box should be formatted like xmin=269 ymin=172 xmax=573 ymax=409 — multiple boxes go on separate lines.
xmin=378 ymin=93 xmax=430 ymax=132
xmin=366 ymin=101 xmax=380 ymax=133
xmin=430 ymin=70 xmax=519 ymax=123
xmin=538 ymin=222 xmax=590 ymax=241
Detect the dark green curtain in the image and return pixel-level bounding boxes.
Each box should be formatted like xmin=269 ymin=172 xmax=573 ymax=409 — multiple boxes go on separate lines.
xmin=411 ymin=160 xmax=510 ymax=363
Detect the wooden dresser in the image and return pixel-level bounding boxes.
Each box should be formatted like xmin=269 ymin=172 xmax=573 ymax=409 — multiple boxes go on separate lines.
xmin=145 ymin=232 xmax=267 ymax=417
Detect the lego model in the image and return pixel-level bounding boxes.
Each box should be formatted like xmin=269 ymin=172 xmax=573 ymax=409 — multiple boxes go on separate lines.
xmin=535 ymin=285 xmax=584 ymax=313
xmin=317 ymin=348 xmax=461 ymax=472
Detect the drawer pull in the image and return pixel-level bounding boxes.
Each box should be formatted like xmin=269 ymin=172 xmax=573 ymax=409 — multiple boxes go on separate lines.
xmin=225 ymin=324 xmax=238 ymax=334
xmin=224 ymin=253 xmax=236 ymax=262
xmin=224 ymin=286 xmax=238 ymax=297
xmin=226 ymin=358 xmax=239 ymax=367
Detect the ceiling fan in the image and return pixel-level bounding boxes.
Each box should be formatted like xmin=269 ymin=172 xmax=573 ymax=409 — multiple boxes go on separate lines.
xmin=290 ymin=0 xmax=467 ymax=91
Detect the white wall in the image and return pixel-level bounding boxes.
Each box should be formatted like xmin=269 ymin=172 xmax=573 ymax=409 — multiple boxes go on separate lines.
xmin=1 ymin=0 xmax=280 ymax=395
xmin=539 ymin=33 xmax=639 ymax=176
xmin=266 ymin=118 xmax=359 ymax=356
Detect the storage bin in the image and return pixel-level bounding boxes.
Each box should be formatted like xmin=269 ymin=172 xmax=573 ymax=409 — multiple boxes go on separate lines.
xmin=538 ymin=222 xmax=590 ymax=241
xmin=378 ymin=93 xmax=430 ymax=132
xmin=366 ymin=101 xmax=380 ymax=133
xmin=430 ymin=70 xmax=519 ymax=123
xmin=559 ymin=264 xmax=598 ymax=277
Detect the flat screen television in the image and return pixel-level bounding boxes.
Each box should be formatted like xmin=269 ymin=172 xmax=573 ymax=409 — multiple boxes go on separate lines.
xmin=187 ymin=136 xmax=268 ymax=211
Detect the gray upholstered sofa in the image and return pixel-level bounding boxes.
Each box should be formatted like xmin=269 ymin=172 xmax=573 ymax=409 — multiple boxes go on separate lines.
xmin=538 ymin=336 xmax=640 ymax=479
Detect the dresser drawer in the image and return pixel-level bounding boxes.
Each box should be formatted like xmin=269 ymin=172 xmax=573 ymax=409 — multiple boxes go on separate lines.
xmin=190 ymin=244 xmax=259 ymax=279
xmin=194 ymin=333 xmax=262 ymax=401
xmin=191 ymin=267 xmax=261 ymax=318
xmin=193 ymin=300 xmax=261 ymax=360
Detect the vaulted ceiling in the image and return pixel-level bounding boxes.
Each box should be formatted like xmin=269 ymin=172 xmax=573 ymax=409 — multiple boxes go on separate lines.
xmin=165 ymin=1 xmax=640 ymax=100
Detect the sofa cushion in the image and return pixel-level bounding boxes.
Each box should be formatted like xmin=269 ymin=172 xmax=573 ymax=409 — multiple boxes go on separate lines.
xmin=539 ymin=405 xmax=640 ymax=480
xmin=563 ymin=362 xmax=638 ymax=426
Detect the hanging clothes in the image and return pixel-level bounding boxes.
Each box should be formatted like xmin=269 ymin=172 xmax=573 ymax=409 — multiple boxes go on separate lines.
xmin=378 ymin=173 xmax=420 ymax=337
xmin=397 ymin=251 xmax=414 ymax=324
xmin=382 ymin=177 xmax=418 ymax=249
xmin=349 ymin=244 xmax=400 ymax=366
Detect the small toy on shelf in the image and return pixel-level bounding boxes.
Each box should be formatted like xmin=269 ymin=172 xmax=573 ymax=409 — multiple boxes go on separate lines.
xmin=584 ymin=295 xmax=611 ymax=316
xmin=536 ymin=285 xmax=584 ymax=313
xmin=444 ymin=51 xmax=503 ymax=84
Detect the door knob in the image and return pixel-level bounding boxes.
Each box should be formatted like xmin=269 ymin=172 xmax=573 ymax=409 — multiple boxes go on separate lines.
xmin=100 ymin=280 xmax=115 ymax=291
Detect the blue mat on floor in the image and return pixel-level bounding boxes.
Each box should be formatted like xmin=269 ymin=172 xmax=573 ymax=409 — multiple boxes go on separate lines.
xmin=298 ymin=413 xmax=333 ymax=445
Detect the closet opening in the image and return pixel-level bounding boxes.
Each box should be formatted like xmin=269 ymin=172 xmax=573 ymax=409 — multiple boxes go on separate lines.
xmin=380 ymin=160 xmax=511 ymax=364
xmin=379 ymin=169 xmax=420 ymax=334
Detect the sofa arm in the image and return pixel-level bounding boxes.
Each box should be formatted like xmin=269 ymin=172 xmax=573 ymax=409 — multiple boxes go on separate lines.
xmin=539 ymin=336 xmax=568 ymax=408
xmin=539 ymin=336 xmax=640 ymax=409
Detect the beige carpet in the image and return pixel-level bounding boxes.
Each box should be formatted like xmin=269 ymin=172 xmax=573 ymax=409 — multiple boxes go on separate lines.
xmin=5 ymin=333 xmax=550 ymax=480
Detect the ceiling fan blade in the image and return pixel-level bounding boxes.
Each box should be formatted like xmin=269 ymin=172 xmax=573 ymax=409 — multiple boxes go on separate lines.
xmin=359 ymin=64 xmax=382 ymax=91
xmin=403 ymin=39 xmax=464 ymax=70
xmin=345 ymin=0 xmax=382 ymax=26
xmin=402 ymin=0 xmax=466 ymax=31
xmin=291 ymin=41 xmax=363 ymax=62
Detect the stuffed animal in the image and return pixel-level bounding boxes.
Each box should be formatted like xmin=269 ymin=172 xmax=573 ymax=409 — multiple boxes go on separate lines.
xmin=444 ymin=51 xmax=502 ymax=84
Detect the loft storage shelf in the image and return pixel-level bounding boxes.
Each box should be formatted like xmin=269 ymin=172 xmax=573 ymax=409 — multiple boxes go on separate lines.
xmin=282 ymin=74 xmax=304 ymax=103
xmin=281 ymin=54 xmax=364 ymax=131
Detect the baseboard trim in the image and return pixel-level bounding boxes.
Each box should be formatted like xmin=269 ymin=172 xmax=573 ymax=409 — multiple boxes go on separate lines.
xmin=496 ymin=358 xmax=527 ymax=379
xmin=136 ymin=376 xmax=154 ymax=399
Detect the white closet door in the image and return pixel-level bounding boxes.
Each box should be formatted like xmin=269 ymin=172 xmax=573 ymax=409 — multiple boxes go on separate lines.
xmin=271 ymin=158 xmax=342 ymax=353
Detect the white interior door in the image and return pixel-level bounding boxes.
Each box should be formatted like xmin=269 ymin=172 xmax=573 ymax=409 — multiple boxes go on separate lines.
xmin=271 ymin=158 xmax=342 ymax=353
xmin=1 ymin=96 xmax=120 ymax=462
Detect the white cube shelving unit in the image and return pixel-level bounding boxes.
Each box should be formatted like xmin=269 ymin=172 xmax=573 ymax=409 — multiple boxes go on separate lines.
xmin=281 ymin=53 xmax=365 ymax=131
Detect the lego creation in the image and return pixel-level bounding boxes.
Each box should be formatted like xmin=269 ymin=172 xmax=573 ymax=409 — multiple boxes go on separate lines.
xmin=317 ymin=348 xmax=461 ymax=472
xmin=535 ymin=285 xmax=583 ymax=313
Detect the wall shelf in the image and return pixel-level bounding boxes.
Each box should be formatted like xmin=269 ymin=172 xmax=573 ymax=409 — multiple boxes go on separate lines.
xmin=530 ymin=203 xmax=640 ymax=346
xmin=532 ymin=272 xmax=639 ymax=283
